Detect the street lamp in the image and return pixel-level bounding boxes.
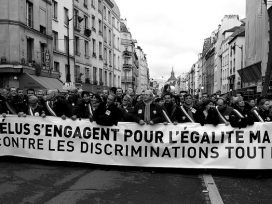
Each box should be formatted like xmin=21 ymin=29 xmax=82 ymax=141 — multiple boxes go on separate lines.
xmin=66 ymin=15 xmax=84 ymax=82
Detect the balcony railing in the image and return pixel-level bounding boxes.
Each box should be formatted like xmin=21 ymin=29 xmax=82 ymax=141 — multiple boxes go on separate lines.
xmin=123 ymin=50 xmax=132 ymax=57
xmin=121 ymin=76 xmax=133 ymax=83
xmin=123 ymin=64 xmax=133 ymax=70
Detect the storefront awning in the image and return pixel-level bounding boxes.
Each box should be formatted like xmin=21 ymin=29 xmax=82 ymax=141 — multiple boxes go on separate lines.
xmin=20 ymin=73 xmax=65 ymax=91
xmin=238 ymin=62 xmax=261 ymax=83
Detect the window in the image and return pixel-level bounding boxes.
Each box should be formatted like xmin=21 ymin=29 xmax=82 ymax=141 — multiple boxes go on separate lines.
xmin=64 ymin=36 xmax=69 ymax=54
xmin=40 ymin=43 xmax=46 ymax=64
xmin=92 ymin=15 xmax=96 ymax=31
xmin=84 ymin=40 xmax=89 ymax=57
xmin=104 ymin=48 xmax=107 ymax=64
xmin=84 ymin=0 xmax=88 ymax=8
xmin=105 ymin=71 xmax=107 ymax=86
xmin=99 ymin=42 xmax=102 ymax=59
xmin=75 ymin=65 xmax=81 ymax=82
xmin=113 ymin=53 xmax=116 ymax=68
xmin=99 ymin=68 xmax=102 ymax=83
xmin=112 ymin=17 xmax=115 ymax=27
xmin=53 ymin=0 xmax=58 ymax=20
xmin=113 ymin=34 xmax=116 ymax=48
xmin=98 ymin=19 xmax=102 ymax=35
xmin=64 ymin=7 xmax=69 ymax=25
xmin=91 ymin=0 xmax=95 ymax=8
xmin=84 ymin=15 xmax=88 ymax=29
xmin=98 ymin=0 xmax=102 ymax=13
xmin=65 ymin=64 xmax=71 ymax=82
xmin=26 ymin=1 xmax=33 ymax=28
xmin=103 ymin=6 xmax=106 ymax=19
xmin=85 ymin=68 xmax=90 ymax=79
xmin=92 ymin=39 xmax=96 ymax=57
xmin=103 ymin=26 xmax=107 ymax=42
xmin=109 ymin=50 xmax=112 ymax=66
xmin=74 ymin=9 xmax=79 ymax=30
xmin=27 ymin=37 xmax=34 ymax=62
xmin=75 ymin=36 xmax=80 ymax=55
xmin=108 ymin=30 xmax=111 ymax=45
xmin=53 ymin=31 xmax=58 ymax=50
xmin=93 ymin=67 xmax=97 ymax=82
xmin=108 ymin=11 xmax=111 ymax=24
xmin=53 ymin=61 xmax=59 ymax=72
xmin=40 ymin=25 xmax=46 ymax=34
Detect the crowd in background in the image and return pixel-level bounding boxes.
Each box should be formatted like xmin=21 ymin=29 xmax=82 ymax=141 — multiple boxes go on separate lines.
xmin=0 ymin=84 xmax=271 ymax=128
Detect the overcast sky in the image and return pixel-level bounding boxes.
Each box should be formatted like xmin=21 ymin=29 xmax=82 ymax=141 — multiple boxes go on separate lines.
xmin=115 ymin=0 xmax=246 ymax=80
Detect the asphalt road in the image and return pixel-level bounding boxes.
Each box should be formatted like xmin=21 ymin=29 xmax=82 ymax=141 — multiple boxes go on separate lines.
xmin=0 ymin=157 xmax=206 ymax=204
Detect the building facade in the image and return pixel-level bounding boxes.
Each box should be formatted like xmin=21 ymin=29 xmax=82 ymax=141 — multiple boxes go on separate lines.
xmin=0 ymin=0 xmax=64 ymax=90
xmin=136 ymin=46 xmax=149 ymax=93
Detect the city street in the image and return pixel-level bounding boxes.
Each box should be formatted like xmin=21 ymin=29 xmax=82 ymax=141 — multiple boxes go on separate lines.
xmin=1 ymin=157 xmax=272 ymax=204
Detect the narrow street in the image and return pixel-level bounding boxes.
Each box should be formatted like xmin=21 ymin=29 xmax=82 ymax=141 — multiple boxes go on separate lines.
xmin=1 ymin=157 xmax=272 ymax=204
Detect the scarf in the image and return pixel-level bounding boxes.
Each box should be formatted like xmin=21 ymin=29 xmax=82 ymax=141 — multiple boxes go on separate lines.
xmin=144 ymin=101 xmax=152 ymax=123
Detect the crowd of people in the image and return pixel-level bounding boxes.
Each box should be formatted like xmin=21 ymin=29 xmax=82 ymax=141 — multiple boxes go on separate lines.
xmin=0 ymin=84 xmax=271 ymax=128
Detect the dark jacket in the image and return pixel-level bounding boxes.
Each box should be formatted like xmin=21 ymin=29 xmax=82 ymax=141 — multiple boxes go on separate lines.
xmin=132 ymin=101 xmax=165 ymax=124
xmin=0 ymin=95 xmax=8 ymax=114
xmin=229 ymin=107 xmax=255 ymax=128
xmin=180 ymin=105 xmax=198 ymax=122
xmin=93 ymin=103 xmax=121 ymax=126
xmin=162 ymin=103 xmax=187 ymax=123
xmin=195 ymin=107 xmax=220 ymax=126
xmin=118 ymin=105 xmax=135 ymax=122
xmin=218 ymin=105 xmax=233 ymax=122
xmin=77 ymin=101 xmax=93 ymax=119
xmin=257 ymin=108 xmax=272 ymax=122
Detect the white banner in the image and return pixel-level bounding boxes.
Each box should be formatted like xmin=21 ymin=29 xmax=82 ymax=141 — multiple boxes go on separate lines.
xmin=0 ymin=115 xmax=272 ymax=169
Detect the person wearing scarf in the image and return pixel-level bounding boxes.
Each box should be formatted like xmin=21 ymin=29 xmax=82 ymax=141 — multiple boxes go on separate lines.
xmin=133 ymin=90 xmax=165 ymax=125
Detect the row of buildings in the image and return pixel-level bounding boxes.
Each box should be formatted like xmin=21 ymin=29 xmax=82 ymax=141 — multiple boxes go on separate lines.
xmin=185 ymin=0 xmax=272 ymax=99
xmin=0 ymin=0 xmax=150 ymax=93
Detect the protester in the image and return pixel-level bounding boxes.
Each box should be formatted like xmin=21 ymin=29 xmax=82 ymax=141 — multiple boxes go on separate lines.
xmin=132 ymin=90 xmax=165 ymax=125
xmin=93 ymin=94 xmax=121 ymax=126
xmin=195 ymin=99 xmax=220 ymax=126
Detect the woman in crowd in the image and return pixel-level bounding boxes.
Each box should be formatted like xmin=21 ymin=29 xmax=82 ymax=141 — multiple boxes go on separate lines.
xmin=195 ymin=99 xmax=220 ymax=126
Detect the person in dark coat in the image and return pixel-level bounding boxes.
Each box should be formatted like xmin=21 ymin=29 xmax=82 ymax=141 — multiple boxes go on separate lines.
xmin=229 ymin=100 xmax=255 ymax=128
xmin=180 ymin=94 xmax=198 ymax=122
xmin=216 ymin=97 xmax=234 ymax=123
xmin=93 ymin=94 xmax=121 ymax=126
xmin=195 ymin=99 xmax=220 ymax=126
xmin=27 ymin=95 xmax=45 ymax=116
xmin=77 ymin=91 xmax=93 ymax=119
xmin=162 ymin=93 xmax=187 ymax=124
xmin=132 ymin=90 xmax=165 ymax=125
xmin=255 ymin=98 xmax=272 ymax=122
xmin=0 ymin=89 xmax=8 ymax=114
xmin=118 ymin=95 xmax=135 ymax=122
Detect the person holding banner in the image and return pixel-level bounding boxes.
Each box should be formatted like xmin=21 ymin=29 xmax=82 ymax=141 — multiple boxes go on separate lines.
xmin=132 ymin=90 xmax=165 ymax=125
xmin=27 ymin=95 xmax=45 ymax=116
xmin=180 ymin=94 xmax=198 ymax=122
xmin=255 ymin=98 xmax=272 ymax=122
xmin=118 ymin=95 xmax=135 ymax=122
xmin=77 ymin=91 xmax=93 ymax=119
xmin=229 ymin=99 xmax=255 ymax=128
xmin=93 ymin=94 xmax=121 ymax=126
xmin=194 ymin=99 xmax=220 ymax=126
xmin=216 ymin=97 xmax=233 ymax=124
xmin=162 ymin=93 xmax=186 ymax=124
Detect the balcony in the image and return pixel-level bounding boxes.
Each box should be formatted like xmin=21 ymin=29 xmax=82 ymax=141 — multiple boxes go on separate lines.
xmin=123 ymin=64 xmax=133 ymax=70
xmin=123 ymin=50 xmax=132 ymax=57
xmin=122 ymin=76 xmax=133 ymax=83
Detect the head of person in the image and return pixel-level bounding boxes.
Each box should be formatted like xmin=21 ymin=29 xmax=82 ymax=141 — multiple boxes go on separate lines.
xmin=116 ymin=88 xmax=123 ymax=98
xmin=28 ymin=95 xmax=38 ymax=106
xmin=216 ymin=97 xmax=226 ymax=111
xmin=259 ymin=98 xmax=270 ymax=111
xmin=81 ymin=91 xmax=90 ymax=103
xmin=238 ymin=100 xmax=245 ymax=109
xmin=46 ymin=89 xmax=58 ymax=100
xmin=9 ymin=87 xmax=17 ymax=97
xmin=122 ymin=95 xmax=132 ymax=107
xmin=102 ymin=89 xmax=109 ymax=99
xmin=201 ymin=93 xmax=208 ymax=101
xmin=27 ymin=89 xmax=35 ymax=97
xmin=110 ymin=87 xmax=117 ymax=95
xmin=0 ymin=88 xmax=9 ymax=98
xmin=107 ymin=94 xmax=116 ymax=106
xmin=91 ymin=94 xmax=102 ymax=109
xmin=126 ymin=88 xmax=134 ymax=97
xmin=135 ymin=94 xmax=143 ymax=103
xmin=248 ymin=99 xmax=256 ymax=108
xmin=236 ymin=93 xmax=244 ymax=101
xmin=36 ymin=90 xmax=44 ymax=99
xmin=143 ymin=90 xmax=154 ymax=103
xmin=164 ymin=93 xmax=173 ymax=105
xmin=184 ymin=94 xmax=193 ymax=106
xmin=17 ymin=88 xmax=24 ymax=97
